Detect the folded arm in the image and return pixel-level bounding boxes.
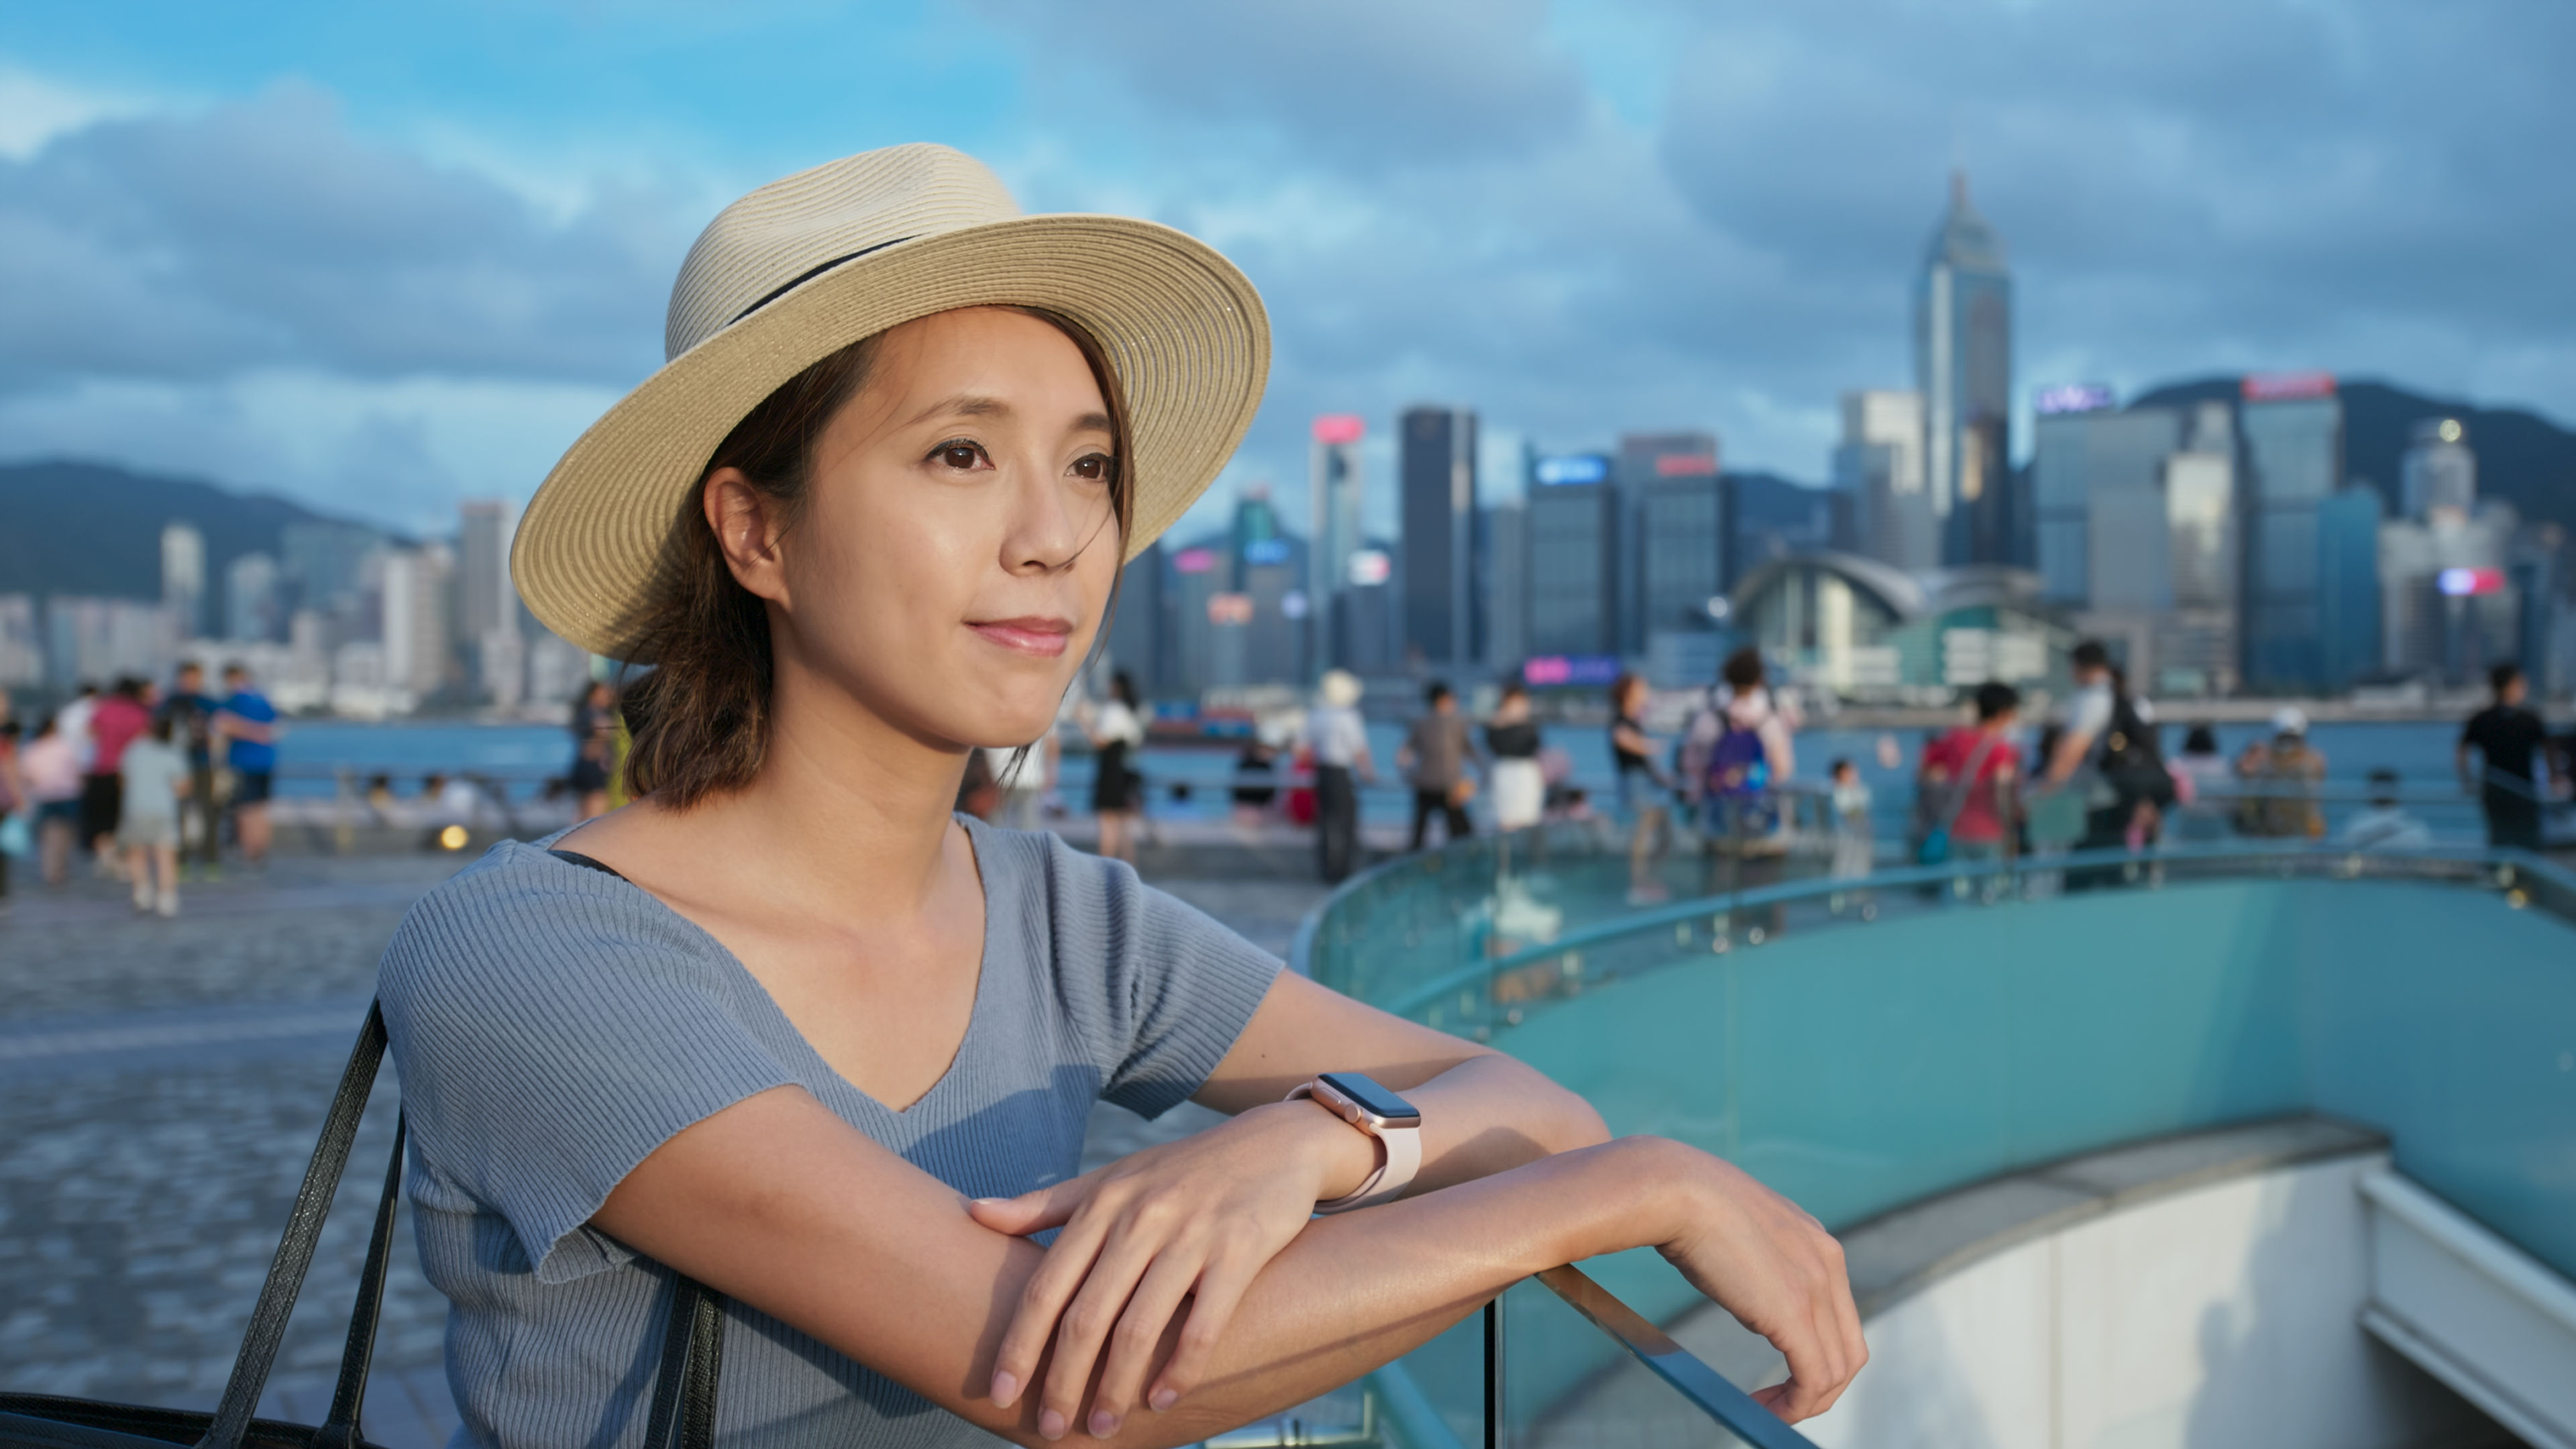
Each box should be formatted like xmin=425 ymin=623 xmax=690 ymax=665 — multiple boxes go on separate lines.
xmin=594 ymin=1087 xmax=1856 ymax=1448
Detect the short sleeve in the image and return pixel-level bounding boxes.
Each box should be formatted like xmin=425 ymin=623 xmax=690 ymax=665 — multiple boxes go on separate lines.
xmin=1030 ymin=834 xmax=1282 ymax=1120
xmin=378 ymin=847 xmax=797 ymax=1284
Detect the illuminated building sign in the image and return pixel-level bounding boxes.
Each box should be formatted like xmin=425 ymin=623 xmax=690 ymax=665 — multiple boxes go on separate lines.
xmin=1522 ymin=654 xmax=1623 ymax=688
xmin=1173 ymin=547 xmax=1218 ymax=574
xmin=1347 ymin=549 xmax=1392 ymax=586
xmin=1534 ymin=454 xmax=1611 ymax=486
xmin=1311 ymin=414 xmax=1366 ymax=445
xmin=1242 ymin=539 xmax=1291 ymax=566
xmin=2242 ymin=371 xmax=2337 ymax=402
xmin=1281 ymin=590 xmax=1309 ymax=620
xmin=1653 ymin=453 xmax=1719 ymax=476
xmin=2035 ymin=384 xmax=2115 ymax=415
xmin=1207 ymin=592 xmax=1254 ymax=625
xmin=2438 ymin=567 xmax=2506 ymax=597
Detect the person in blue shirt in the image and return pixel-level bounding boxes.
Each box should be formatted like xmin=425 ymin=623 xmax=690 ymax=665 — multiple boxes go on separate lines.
xmin=215 ymin=663 xmax=278 ymax=866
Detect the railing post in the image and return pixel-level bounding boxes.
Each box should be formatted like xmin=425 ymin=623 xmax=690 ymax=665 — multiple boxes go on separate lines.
xmin=1483 ymin=1295 xmax=1503 ymax=1449
xmin=333 ymin=765 xmax=355 ymax=857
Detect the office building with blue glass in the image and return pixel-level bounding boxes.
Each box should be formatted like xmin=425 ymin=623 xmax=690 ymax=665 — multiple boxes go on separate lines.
xmin=2240 ymin=373 xmax=2344 ymax=692
xmin=1525 ymin=453 xmax=1619 ymax=658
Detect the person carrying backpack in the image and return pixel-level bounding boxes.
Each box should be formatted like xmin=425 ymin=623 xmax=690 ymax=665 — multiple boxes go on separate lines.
xmin=1680 ymin=648 xmax=1796 ymax=847
xmin=2041 ymin=641 xmax=2176 ymax=873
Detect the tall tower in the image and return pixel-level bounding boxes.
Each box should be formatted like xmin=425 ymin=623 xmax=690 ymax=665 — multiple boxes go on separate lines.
xmin=1309 ymin=415 xmax=1366 ymax=674
xmin=1399 ymin=406 xmax=1479 ymax=669
xmin=1914 ymin=172 xmax=2016 ymax=568
xmin=161 ymin=522 xmax=206 ymax=641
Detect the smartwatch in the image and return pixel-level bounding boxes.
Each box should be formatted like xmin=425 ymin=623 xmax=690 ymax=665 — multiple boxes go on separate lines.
xmin=1285 ymin=1072 xmax=1423 ymax=1214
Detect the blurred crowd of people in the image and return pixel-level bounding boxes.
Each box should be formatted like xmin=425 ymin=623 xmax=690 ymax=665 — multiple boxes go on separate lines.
xmin=0 ymin=662 xmax=278 ymax=918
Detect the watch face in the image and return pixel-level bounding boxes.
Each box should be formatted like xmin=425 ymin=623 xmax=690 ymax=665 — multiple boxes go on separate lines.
xmin=1318 ymin=1072 xmax=1421 ymax=1128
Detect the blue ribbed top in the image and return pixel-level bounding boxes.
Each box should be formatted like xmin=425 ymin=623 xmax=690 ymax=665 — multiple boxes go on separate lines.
xmin=377 ymin=817 xmax=1281 ymax=1449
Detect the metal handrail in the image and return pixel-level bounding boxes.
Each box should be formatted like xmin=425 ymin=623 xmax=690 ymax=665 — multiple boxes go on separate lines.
xmin=1350 ymin=843 xmax=2571 ymax=1023
xmin=1534 ymin=1266 xmax=1820 ymax=1449
xmin=1472 ymin=841 xmax=2573 ymax=983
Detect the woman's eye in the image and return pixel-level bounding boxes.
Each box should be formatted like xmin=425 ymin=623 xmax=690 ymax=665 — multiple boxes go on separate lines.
xmin=938 ymin=443 xmax=985 ymax=471
xmin=1071 ymin=453 xmax=1117 ymax=482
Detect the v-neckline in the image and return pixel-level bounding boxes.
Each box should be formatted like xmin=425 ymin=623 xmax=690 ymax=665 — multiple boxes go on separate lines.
xmin=537 ymin=815 xmax=997 ymax=1120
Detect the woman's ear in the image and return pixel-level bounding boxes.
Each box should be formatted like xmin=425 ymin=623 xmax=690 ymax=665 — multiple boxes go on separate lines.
xmin=705 ymin=469 xmax=791 ymax=606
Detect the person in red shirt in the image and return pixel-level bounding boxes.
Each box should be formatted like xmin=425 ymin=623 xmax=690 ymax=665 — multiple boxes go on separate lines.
xmin=81 ymin=677 xmax=154 ymax=872
xmin=1918 ymin=681 xmax=2025 ymax=858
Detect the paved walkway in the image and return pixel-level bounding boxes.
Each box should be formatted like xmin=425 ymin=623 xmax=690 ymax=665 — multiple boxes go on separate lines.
xmin=0 ymin=841 xmax=1330 ymax=1447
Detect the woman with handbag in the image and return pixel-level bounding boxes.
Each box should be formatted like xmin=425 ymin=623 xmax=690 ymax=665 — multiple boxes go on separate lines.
xmin=371 ymin=145 xmax=1862 ymax=1449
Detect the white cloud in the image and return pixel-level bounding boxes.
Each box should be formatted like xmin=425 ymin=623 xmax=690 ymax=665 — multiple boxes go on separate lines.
xmin=0 ymin=64 xmax=156 ymax=160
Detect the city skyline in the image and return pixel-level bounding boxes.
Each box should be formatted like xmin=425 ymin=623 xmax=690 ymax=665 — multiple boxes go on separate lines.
xmin=1 ymin=1 xmax=2569 ymax=543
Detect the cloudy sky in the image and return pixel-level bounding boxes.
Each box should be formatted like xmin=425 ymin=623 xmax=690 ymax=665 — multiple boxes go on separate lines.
xmin=2 ymin=0 xmax=2568 ymax=541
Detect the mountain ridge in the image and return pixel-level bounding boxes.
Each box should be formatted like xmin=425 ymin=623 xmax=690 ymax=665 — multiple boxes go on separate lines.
xmin=2127 ymin=376 xmax=2576 ymax=538
xmin=0 ymin=457 xmax=404 ymax=609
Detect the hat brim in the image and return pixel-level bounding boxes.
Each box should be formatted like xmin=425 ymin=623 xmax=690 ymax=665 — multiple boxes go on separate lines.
xmin=513 ymin=213 xmax=1269 ymax=663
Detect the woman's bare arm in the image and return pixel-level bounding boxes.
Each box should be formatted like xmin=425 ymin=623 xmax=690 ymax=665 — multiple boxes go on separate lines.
xmin=595 ymin=1085 xmax=1860 ymax=1448
xmin=971 ymin=974 xmax=1609 ymax=1421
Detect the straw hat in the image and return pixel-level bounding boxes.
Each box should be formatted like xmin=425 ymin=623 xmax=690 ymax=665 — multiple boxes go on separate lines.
xmin=1320 ymin=669 xmax=1364 ymax=708
xmin=512 ymin=144 xmax=1270 ymax=662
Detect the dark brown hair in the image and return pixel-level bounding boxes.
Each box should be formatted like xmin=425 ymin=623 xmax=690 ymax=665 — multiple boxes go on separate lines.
xmin=621 ymin=309 xmax=1132 ymax=808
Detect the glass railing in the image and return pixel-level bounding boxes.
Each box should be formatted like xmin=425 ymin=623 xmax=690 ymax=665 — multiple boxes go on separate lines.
xmin=1295 ymin=825 xmax=2576 ymax=1444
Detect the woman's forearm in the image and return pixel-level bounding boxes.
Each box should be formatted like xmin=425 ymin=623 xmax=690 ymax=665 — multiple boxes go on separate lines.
xmin=1401 ymin=1052 xmax=1610 ymax=1192
xmin=599 ymin=1087 xmax=1691 ymax=1449
xmin=1127 ymin=1137 xmax=1684 ymax=1443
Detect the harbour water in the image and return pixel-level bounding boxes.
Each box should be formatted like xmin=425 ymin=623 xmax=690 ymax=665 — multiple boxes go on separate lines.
xmin=280 ymin=714 xmax=2497 ymax=824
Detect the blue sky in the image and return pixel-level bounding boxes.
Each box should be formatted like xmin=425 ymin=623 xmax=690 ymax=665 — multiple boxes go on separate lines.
xmin=3 ymin=0 xmax=2569 ymax=541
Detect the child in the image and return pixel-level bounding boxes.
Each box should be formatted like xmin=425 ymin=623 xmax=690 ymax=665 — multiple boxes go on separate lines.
xmin=117 ymin=713 xmax=190 ymax=916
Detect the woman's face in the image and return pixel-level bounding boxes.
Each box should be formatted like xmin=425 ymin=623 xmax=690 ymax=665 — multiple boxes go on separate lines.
xmin=754 ymin=307 xmax=1120 ymax=751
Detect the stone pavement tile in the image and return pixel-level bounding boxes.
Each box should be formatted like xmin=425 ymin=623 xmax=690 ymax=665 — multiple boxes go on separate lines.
xmin=0 ymin=1052 xmax=445 ymax=1407
xmin=0 ymin=904 xmax=421 ymax=1024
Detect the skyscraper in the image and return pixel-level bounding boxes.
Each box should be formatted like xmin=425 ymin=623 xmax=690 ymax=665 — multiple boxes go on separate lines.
xmin=459 ymin=500 xmax=523 ymax=705
xmin=1619 ymin=431 xmax=1723 ymax=655
xmin=1837 ymin=392 xmax=1933 ymax=575
xmin=2318 ymin=484 xmax=2384 ymax=690
xmin=1526 ymin=455 xmax=1619 ymax=657
xmin=2159 ymin=402 xmax=2240 ymax=695
xmin=1309 ymin=415 xmax=1365 ymax=672
xmin=457 ymin=501 xmax=520 ymax=645
xmin=2240 ymin=372 xmax=2344 ymax=691
xmin=1482 ymin=500 xmax=1529 ymax=671
xmin=2029 ymin=396 xmax=2181 ymax=612
xmin=1400 ymin=406 xmax=1478 ymax=667
xmin=1106 ymin=541 xmax=1168 ymax=694
xmin=162 ymin=522 xmax=207 ymax=641
xmin=1914 ymin=173 xmax=2016 ymax=568
xmin=225 ymin=553 xmax=283 ymax=643
xmin=380 ymin=545 xmax=455 ymax=704
xmin=2400 ymin=418 xmax=2475 ymax=521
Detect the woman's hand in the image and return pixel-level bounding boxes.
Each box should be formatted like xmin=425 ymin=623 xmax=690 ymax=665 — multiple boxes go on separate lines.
xmin=971 ymin=1100 xmax=1376 ymax=1440
xmin=1644 ymin=1140 xmax=1867 ymax=1424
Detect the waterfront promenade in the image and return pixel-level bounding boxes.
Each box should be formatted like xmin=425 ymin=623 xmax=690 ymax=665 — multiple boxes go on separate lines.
xmin=0 ymin=841 xmax=1329 ymax=1447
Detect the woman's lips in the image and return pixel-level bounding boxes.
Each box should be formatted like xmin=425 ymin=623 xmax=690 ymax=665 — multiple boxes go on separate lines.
xmin=967 ymin=617 xmax=1073 ymax=657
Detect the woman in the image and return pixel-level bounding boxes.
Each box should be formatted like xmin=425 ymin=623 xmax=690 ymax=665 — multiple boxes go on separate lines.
xmin=1483 ymin=682 xmax=1544 ymax=837
xmin=1607 ymin=672 xmax=1668 ymax=904
xmin=569 ymin=680 xmax=619 ymax=820
xmin=1085 ymin=671 xmax=1147 ymax=863
xmin=378 ymin=144 xmax=1859 ymax=1449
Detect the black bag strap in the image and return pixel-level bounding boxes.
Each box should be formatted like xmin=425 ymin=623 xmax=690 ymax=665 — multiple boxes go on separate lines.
xmin=193 ymin=994 xmax=724 ymax=1449
xmin=195 ymin=1004 xmax=390 ymax=1449
xmin=311 ymin=1114 xmax=407 ymax=1449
